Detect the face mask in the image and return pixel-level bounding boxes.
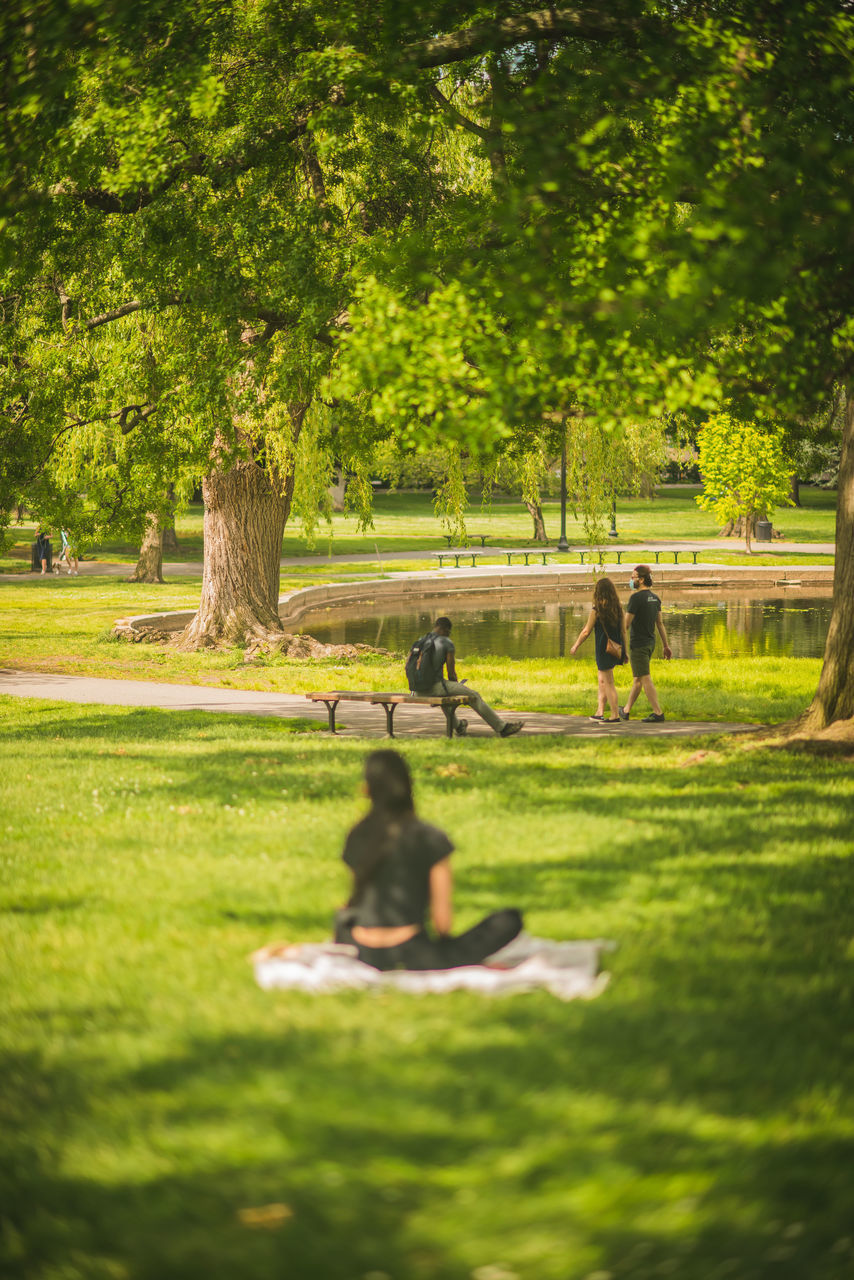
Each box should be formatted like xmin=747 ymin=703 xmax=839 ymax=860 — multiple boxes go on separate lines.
xmin=629 ymin=579 xmax=637 ymax=589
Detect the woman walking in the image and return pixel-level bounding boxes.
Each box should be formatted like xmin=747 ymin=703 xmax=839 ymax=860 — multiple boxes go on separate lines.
xmin=334 ymin=750 xmax=523 ymax=971
xmin=569 ymin=576 xmax=628 ymax=723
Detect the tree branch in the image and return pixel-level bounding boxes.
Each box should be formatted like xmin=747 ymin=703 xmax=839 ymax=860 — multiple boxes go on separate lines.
xmin=84 ymin=295 xmax=184 ymax=331
xmin=59 ymin=117 xmax=314 ymax=214
xmin=404 ymin=7 xmax=645 ymax=70
xmin=426 ymin=83 xmax=494 ymax=142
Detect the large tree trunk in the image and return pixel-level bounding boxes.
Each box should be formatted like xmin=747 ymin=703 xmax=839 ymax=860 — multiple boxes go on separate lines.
xmin=800 ymin=391 xmax=854 ymax=730
xmin=790 ymin=474 xmax=801 ymax=508
xmin=178 ymin=459 xmax=291 ymax=649
xmin=525 ymin=499 xmax=548 ymax=542
xmin=130 ymin=515 xmax=164 ymax=583
xmin=718 ymin=514 xmax=758 ymax=539
xmin=328 ymin=466 xmax=348 ymax=512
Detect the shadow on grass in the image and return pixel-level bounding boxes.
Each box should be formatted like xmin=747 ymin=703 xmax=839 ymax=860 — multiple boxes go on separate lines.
xmin=2 ymin=707 xmax=853 ymax=1277
xmin=2 ymin=987 xmax=853 ymax=1280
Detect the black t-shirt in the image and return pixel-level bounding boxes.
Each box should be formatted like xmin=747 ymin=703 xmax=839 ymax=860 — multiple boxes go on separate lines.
xmin=627 ymin=588 xmax=661 ymax=648
xmin=343 ymin=815 xmax=454 ymax=928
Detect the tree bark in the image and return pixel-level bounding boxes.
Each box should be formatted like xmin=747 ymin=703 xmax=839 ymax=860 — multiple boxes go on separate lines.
xmin=790 ymin=474 xmax=801 ymax=507
xmin=525 ymin=499 xmax=548 ymax=542
xmin=178 ymin=458 xmax=291 ymax=649
xmin=718 ymin=514 xmax=757 ymax=540
xmin=800 ymin=390 xmax=854 ymax=729
xmin=329 ymin=466 xmax=348 ymax=512
xmin=130 ymin=514 xmax=164 ymax=583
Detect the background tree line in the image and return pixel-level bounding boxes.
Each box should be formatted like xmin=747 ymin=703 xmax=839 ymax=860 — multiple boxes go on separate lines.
xmin=2 ymin=0 xmax=853 ymax=730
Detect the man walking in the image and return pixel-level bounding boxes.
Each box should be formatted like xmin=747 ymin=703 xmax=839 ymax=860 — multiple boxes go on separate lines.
xmin=425 ymin=617 xmax=523 ymax=738
xmin=619 ymin=565 xmax=672 ymax=722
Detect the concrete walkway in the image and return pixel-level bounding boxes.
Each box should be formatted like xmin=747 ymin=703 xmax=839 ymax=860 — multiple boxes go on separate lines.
xmin=0 ymin=537 xmax=836 ymax=580
xmin=0 ymin=669 xmax=759 ymax=740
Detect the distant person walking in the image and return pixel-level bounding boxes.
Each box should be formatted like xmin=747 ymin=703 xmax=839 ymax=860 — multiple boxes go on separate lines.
xmin=569 ymin=577 xmax=627 ymax=723
xmin=34 ymin=530 xmax=51 ymax=575
xmin=58 ymin=529 xmax=79 ymax=575
xmin=417 ymin=616 xmax=523 ymax=738
xmin=619 ymin=565 xmax=672 ymax=723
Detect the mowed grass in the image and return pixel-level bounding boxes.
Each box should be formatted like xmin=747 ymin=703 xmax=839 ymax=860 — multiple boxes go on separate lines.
xmin=0 ymin=486 xmax=837 ymax=571
xmin=1 ymin=698 xmax=852 ymax=1280
xmin=0 ymin=575 xmax=824 ymax=723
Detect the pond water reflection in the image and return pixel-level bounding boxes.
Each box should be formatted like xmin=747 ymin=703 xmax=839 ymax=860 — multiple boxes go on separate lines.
xmin=297 ymin=589 xmax=832 ymax=661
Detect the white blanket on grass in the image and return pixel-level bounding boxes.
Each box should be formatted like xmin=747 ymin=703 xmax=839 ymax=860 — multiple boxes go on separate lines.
xmin=253 ymin=932 xmax=614 ymax=1001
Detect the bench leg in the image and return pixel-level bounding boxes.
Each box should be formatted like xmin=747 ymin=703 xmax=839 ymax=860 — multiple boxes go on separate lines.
xmin=579 ymin=553 xmax=586 ymax=565
xmin=505 ymin=554 xmax=512 ymax=565
xmin=692 ymin=551 xmax=699 ymax=564
xmin=654 ymin=551 xmax=661 ymax=564
xmin=442 ymin=704 xmax=456 ymax=738
xmin=378 ymin=702 xmax=396 ymax=737
xmin=673 ymin=552 xmax=679 ymax=563
xmin=615 ymin=551 xmax=623 ymax=564
xmin=322 ymin=699 xmax=339 ymax=733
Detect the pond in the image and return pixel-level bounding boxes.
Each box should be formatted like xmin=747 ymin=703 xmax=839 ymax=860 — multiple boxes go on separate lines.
xmin=297 ymin=588 xmax=833 ymax=661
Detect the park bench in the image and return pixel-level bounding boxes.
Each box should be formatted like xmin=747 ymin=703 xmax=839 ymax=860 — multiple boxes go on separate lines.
xmin=436 ymin=549 xmax=482 ymax=568
xmin=572 ymin=548 xmax=701 ymax=566
xmin=306 ymin=690 xmax=474 ymax=738
xmin=435 ymin=548 xmax=554 ymax=568
xmin=435 ymin=547 xmax=702 ymax=569
xmin=443 ymin=533 xmax=489 ymax=547
xmin=502 ymin=548 xmax=553 ymax=565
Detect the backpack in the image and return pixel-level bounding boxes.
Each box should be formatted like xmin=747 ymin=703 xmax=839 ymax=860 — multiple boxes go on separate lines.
xmin=405 ymin=632 xmax=440 ymax=693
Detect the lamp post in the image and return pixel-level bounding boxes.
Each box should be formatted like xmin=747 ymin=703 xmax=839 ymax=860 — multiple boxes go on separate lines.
xmin=557 ymin=442 xmax=569 ymax=552
xmin=608 ymin=491 xmax=618 ymax=538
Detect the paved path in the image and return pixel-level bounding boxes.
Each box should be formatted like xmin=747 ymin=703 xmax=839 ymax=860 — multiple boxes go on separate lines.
xmin=0 ymin=537 xmax=836 ymax=579
xmin=0 ymin=669 xmax=758 ymax=740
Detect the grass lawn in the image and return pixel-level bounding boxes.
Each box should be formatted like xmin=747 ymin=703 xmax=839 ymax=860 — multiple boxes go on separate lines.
xmin=0 ymin=576 xmax=826 ymax=723
xmin=0 ymin=487 xmax=837 ymax=572
xmin=1 ymin=697 xmax=852 ymax=1280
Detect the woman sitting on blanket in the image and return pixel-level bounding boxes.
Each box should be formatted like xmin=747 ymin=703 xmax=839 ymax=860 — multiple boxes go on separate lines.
xmin=334 ymin=749 xmax=523 ymax=971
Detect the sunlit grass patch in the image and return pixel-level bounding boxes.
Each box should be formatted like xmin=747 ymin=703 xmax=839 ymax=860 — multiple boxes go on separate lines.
xmin=1 ymin=699 xmax=852 ymax=1279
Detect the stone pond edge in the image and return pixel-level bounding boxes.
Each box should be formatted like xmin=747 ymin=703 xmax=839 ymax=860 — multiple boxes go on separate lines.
xmin=114 ymin=562 xmax=836 ymax=637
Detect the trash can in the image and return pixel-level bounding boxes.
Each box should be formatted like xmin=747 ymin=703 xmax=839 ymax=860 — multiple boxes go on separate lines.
xmin=755 ymin=520 xmax=772 ymax=542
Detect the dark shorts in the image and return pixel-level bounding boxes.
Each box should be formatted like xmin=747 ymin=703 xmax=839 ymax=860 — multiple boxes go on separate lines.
xmin=630 ymin=645 xmax=653 ymax=678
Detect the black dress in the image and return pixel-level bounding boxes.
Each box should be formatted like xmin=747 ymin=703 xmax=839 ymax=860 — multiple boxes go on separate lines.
xmin=594 ymin=616 xmax=626 ymax=671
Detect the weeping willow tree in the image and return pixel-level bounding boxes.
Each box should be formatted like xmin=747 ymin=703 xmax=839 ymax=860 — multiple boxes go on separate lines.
xmin=564 ymin=415 xmax=667 ymax=546
xmin=288 ymin=401 xmax=379 ymax=549
xmin=13 ymin=304 xmax=199 ymax=586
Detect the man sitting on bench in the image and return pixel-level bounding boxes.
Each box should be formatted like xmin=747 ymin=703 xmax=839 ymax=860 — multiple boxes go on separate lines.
xmin=424 ymin=617 xmax=523 ymax=739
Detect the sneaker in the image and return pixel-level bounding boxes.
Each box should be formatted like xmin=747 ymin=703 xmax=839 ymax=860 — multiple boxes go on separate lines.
xmin=588 ymin=713 xmax=604 ymax=721
xmin=642 ymin=712 xmax=665 ymax=723
xmin=618 ymin=706 xmax=629 ymax=721
xmin=454 ymin=719 xmax=468 ymax=737
xmin=602 ymin=717 xmax=621 ymax=724
xmin=500 ymin=721 xmax=523 ymax=738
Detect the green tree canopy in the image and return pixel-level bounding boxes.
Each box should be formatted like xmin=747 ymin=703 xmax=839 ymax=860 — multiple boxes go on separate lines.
xmin=696 ymin=413 xmax=793 ymax=552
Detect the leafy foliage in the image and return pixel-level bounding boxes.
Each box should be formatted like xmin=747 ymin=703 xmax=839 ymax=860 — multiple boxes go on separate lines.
xmin=696 ymin=414 xmax=793 ymax=544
